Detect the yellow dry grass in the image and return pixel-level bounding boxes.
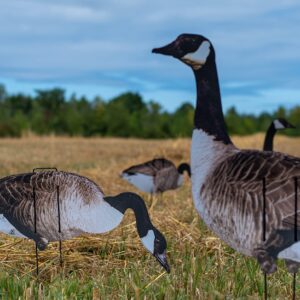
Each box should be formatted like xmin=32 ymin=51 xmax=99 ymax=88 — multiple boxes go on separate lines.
xmin=0 ymin=134 xmax=298 ymax=298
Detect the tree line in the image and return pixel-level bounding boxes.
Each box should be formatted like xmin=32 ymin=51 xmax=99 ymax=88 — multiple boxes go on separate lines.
xmin=0 ymin=84 xmax=299 ymax=138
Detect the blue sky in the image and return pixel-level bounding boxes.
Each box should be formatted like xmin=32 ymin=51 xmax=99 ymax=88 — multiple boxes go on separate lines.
xmin=0 ymin=0 xmax=299 ymax=114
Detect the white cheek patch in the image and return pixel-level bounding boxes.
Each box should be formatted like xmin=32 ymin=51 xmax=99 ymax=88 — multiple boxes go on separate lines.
xmin=141 ymin=229 xmax=155 ymax=253
xmin=273 ymin=119 xmax=285 ymax=129
xmin=182 ymin=41 xmax=211 ymax=70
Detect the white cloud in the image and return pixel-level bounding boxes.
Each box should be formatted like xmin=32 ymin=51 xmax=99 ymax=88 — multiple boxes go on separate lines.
xmin=0 ymin=0 xmax=299 ymax=112
xmin=0 ymin=1 xmax=110 ymax=23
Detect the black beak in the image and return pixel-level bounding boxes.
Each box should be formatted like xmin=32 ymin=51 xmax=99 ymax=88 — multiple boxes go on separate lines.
xmin=154 ymin=251 xmax=170 ymax=273
xmin=152 ymin=40 xmax=182 ymax=58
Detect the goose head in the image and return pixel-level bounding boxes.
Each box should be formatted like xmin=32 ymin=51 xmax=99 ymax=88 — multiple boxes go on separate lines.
xmin=177 ymin=163 xmax=191 ymax=178
xmin=141 ymin=228 xmax=170 ymax=273
xmin=152 ymin=33 xmax=214 ymax=70
xmin=273 ymin=118 xmax=295 ymax=130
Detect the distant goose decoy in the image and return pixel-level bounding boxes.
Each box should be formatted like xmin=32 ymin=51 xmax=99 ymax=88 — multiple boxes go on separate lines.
xmin=153 ymin=34 xmax=300 ymax=274
xmin=121 ymin=158 xmax=191 ymax=195
xmin=0 ymin=171 xmax=170 ymax=272
xmin=263 ymin=118 xmax=295 ymax=151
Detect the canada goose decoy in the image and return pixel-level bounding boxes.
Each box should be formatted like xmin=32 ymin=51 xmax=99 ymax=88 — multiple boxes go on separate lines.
xmin=0 ymin=171 xmax=170 ymax=272
xmin=121 ymin=158 xmax=191 ymax=194
xmin=263 ymin=118 xmax=295 ymax=151
xmin=153 ymin=34 xmax=300 ymax=274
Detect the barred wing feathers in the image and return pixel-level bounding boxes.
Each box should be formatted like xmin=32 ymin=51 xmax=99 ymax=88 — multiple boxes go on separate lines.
xmin=205 ymin=150 xmax=300 ymax=231
xmin=122 ymin=158 xmax=176 ymax=176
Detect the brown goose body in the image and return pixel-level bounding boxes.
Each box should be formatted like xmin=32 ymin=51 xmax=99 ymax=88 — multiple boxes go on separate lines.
xmin=197 ymin=143 xmax=300 ymax=257
xmin=121 ymin=158 xmax=190 ymax=194
xmin=0 ymin=170 xmax=171 ymax=273
xmin=0 ymin=171 xmax=120 ymax=245
xmin=153 ymin=33 xmax=300 ymax=273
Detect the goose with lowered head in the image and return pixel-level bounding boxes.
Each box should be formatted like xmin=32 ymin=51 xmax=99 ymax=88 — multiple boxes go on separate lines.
xmin=0 ymin=171 xmax=170 ymax=272
xmin=121 ymin=158 xmax=191 ymax=195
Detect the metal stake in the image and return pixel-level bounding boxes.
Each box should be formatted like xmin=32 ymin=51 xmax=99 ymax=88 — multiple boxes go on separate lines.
xmin=262 ymin=177 xmax=267 ymax=300
xmin=33 ymin=186 xmax=39 ymax=277
xmin=32 ymin=167 xmax=60 ymax=275
xmin=57 ymin=185 xmax=63 ymax=267
xmin=293 ymin=177 xmax=298 ymax=300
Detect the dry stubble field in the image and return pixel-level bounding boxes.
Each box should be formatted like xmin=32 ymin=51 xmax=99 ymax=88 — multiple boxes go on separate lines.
xmin=0 ymin=134 xmax=299 ymax=299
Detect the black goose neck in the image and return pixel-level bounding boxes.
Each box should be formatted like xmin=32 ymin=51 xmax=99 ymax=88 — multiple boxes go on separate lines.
xmin=263 ymin=123 xmax=276 ymax=151
xmin=177 ymin=163 xmax=191 ymax=177
xmin=104 ymin=192 xmax=153 ymax=237
xmin=193 ymin=61 xmax=232 ymax=145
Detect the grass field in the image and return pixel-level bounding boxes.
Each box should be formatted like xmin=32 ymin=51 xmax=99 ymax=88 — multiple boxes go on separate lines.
xmin=0 ymin=134 xmax=299 ymax=299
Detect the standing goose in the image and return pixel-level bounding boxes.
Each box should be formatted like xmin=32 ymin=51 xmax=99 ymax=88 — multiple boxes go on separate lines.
xmin=121 ymin=158 xmax=191 ymax=194
xmin=0 ymin=171 xmax=170 ymax=272
xmin=153 ymin=34 xmax=300 ymax=273
xmin=263 ymin=118 xmax=295 ymax=151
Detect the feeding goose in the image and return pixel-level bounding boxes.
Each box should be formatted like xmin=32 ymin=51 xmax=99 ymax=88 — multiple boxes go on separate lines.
xmin=0 ymin=171 xmax=170 ymax=272
xmin=153 ymin=34 xmax=300 ymax=274
xmin=121 ymin=158 xmax=191 ymax=195
xmin=263 ymin=118 xmax=295 ymax=151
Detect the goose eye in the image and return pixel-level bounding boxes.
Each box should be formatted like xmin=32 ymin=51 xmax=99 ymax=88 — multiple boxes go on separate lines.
xmin=154 ymin=238 xmax=161 ymax=249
